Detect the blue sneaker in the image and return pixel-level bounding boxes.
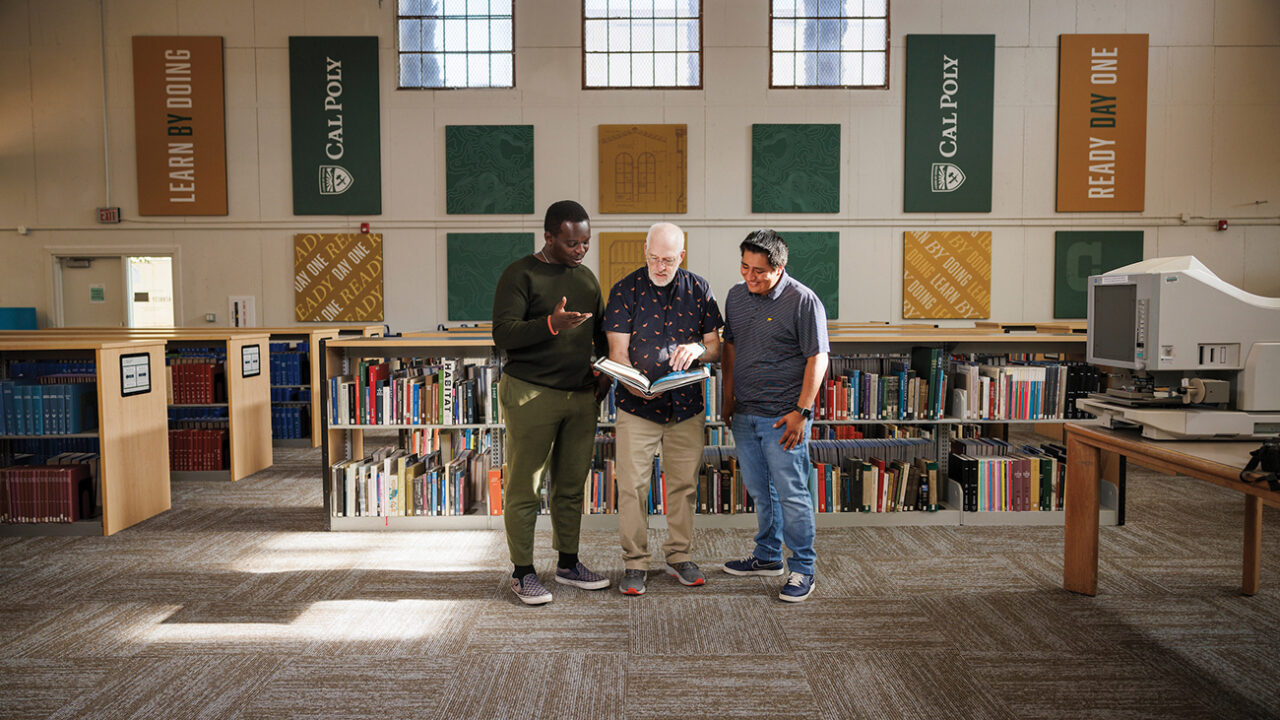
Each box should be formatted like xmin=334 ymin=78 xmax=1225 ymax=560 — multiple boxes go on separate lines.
xmin=778 ymin=572 xmax=815 ymax=602
xmin=554 ymin=562 xmax=611 ymax=590
xmin=723 ymin=555 xmax=785 ymax=577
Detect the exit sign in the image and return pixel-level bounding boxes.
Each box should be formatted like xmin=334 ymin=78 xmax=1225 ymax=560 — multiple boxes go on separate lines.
xmin=97 ymin=207 xmax=121 ymax=223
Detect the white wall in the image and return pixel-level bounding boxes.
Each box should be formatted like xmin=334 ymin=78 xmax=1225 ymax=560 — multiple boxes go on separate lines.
xmin=1 ymin=0 xmax=1277 ymax=330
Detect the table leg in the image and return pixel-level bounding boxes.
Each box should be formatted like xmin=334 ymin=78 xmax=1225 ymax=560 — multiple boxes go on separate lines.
xmin=1065 ymin=434 xmax=1100 ymax=595
xmin=1243 ymin=494 xmax=1262 ymax=596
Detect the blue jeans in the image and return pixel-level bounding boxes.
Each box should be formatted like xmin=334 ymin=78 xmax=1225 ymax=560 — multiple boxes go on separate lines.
xmin=731 ymin=412 xmax=816 ymax=576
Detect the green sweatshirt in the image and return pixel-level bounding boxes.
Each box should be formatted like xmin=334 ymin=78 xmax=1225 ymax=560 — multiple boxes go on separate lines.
xmin=492 ymin=254 xmax=606 ymax=390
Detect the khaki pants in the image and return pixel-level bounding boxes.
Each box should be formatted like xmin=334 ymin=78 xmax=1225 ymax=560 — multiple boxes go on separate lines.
xmin=499 ymin=374 xmax=598 ymax=567
xmin=616 ymin=410 xmax=705 ymax=570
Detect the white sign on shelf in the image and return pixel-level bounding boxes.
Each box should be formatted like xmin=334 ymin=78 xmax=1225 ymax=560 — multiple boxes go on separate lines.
xmin=242 ymin=344 xmax=261 ymax=378
xmin=120 ymin=353 xmax=152 ymax=396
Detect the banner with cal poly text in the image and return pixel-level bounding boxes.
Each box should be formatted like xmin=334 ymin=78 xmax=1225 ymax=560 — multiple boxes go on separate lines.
xmin=289 ymin=36 xmax=381 ymax=215
xmin=1056 ymin=34 xmax=1148 ymax=212
xmin=903 ymin=34 xmax=994 ymax=213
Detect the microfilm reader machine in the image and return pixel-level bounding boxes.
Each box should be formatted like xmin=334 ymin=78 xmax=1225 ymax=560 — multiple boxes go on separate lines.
xmin=1078 ymin=256 xmax=1280 ymax=440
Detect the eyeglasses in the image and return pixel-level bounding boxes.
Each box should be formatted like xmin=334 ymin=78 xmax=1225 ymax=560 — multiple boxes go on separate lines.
xmin=646 ymin=255 xmax=681 ymax=268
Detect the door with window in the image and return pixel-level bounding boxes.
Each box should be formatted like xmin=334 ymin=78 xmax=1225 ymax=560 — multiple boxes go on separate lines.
xmin=57 ymin=255 xmax=175 ymax=328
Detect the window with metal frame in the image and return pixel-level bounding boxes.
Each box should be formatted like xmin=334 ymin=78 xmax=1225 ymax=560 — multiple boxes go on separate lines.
xmin=397 ymin=0 xmax=515 ymax=88
xmin=770 ymin=0 xmax=889 ymax=89
xmin=583 ymin=1 xmax=702 ymax=89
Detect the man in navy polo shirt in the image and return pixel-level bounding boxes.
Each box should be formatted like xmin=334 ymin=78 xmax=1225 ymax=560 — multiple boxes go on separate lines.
xmin=605 ymin=222 xmax=723 ymax=596
xmin=721 ymin=229 xmax=829 ymax=602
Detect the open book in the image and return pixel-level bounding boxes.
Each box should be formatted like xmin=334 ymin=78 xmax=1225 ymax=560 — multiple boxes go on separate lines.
xmin=592 ymin=357 xmax=710 ymax=396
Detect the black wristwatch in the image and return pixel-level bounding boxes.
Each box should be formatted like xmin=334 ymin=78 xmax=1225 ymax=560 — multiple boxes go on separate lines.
xmin=793 ymin=405 xmax=812 ymax=419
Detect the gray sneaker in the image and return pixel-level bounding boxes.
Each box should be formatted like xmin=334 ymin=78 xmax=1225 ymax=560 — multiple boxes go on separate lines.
xmin=511 ymin=573 xmax=552 ymax=605
xmin=619 ymin=569 xmax=646 ymax=595
xmin=554 ymin=562 xmax=611 ymax=590
xmin=665 ymin=561 xmax=706 ymax=586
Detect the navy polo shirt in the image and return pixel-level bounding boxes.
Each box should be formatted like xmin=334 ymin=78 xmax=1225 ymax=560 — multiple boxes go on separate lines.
xmin=604 ymin=267 xmax=723 ymax=424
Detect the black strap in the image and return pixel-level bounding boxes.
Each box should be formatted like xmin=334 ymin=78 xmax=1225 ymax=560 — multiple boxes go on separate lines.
xmin=1239 ymin=447 xmax=1280 ymax=492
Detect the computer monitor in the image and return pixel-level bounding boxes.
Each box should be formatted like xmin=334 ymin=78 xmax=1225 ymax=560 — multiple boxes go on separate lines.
xmin=1087 ymin=271 xmax=1155 ymax=370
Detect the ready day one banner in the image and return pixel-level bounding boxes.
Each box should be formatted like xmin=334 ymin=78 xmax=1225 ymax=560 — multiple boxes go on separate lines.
xmin=1056 ymin=34 xmax=1148 ymax=212
xmin=903 ymin=34 xmax=994 ymax=213
xmin=289 ymin=36 xmax=381 ymax=215
xmin=132 ymin=36 xmax=227 ymax=215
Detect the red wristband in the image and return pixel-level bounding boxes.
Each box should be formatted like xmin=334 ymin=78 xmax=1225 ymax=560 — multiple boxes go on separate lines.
xmin=547 ymin=315 xmax=558 ymax=336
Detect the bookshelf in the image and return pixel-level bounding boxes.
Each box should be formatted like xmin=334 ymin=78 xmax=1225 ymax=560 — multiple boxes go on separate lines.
xmin=321 ymin=328 xmax=1118 ymax=531
xmin=0 ymin=339 xmax=169 ymax=536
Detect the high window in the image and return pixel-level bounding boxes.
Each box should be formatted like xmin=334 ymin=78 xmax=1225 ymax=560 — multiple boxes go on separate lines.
xmin=770 ymin=0 xmax=889 ymax=88
xmin=583 ymin=1 xmax=701 ymax=89
xmin=397 ymin=0 xmax=515 ymax=88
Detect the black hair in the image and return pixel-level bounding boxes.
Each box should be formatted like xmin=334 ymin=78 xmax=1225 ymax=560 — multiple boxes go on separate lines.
xmin=740 ymin=229 xmax=788 ymax=269
xmin=544 ymin=200 xmax=590 ymax=236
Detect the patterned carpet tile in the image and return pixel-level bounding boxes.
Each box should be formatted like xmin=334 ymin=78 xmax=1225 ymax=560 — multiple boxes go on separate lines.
xmin=962 ymin=649 xmax=1220 ymax=719
xmin=0 ymin=602 xmax=178 ymax=660
xmin=913 ymin=592 xmax=1117 ymax=654
xmin=463 ymin=582 xmax=632 ymax=653
xmin=799 ymin=650 xmax=1014 ymax=720
xmin=861 ymin=554 xmax=1046 ymax=595
xmin=1074 ymin=595 xmax=1270 ymax=650
xmin=240 ymin=655 xmax=460 ymax=720
xmin=45 ymin=654 xmax=286 ymax=720
xmin=771 ymin=595 xmax=955 ymax=652
xmin=627 ymin=654 xmax=816 ymax=720
xmin=629 ymin=596 xmax=790 ymax=655
xmin=439 ymin=652 xmax=626 ymax=720
xmin=1172 ymin=644 xmax=1280 ymax=718
xmin=0 ymin=659 xmax=117 ymax=720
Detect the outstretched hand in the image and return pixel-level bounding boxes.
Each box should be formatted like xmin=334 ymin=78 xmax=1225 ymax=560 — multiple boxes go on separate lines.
xmin=549 ymin=296 xmax=592 ymax=332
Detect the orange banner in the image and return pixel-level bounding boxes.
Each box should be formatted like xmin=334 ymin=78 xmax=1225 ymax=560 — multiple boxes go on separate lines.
xmin=598 ymin=125 xmax=687 ymax=214
xmin=132 ymin=36 xmax=227 ymax=216
xmin=902 ymin=231 xmax=991 ymax=319
xmin=1056 ymin=34 xmax=1148 ymax=212
xmin=294 ymin=233 xmax=384 ymax=322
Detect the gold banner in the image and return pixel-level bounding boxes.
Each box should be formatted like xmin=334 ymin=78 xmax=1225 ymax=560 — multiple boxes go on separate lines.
xmin=902 ymin=231 xmax=991 ymax=319
xmin=132 ymin=36 xmax=227 ymax=215
xmin=294 ymin=233 xmax=384 ymax=322
xmin=1056 ymin=34 xmax=1148 ymax=212
xmin=598 ymin=125 xmax=687 ymax=213
xmin=598 ymin=232 xmax=687 ymax=297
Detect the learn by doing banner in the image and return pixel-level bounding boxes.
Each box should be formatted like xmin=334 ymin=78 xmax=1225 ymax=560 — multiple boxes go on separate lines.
xmin=903 ymin=34 xmax=994 ymax=213
xmin=289 ymin=36 xmax=381 ymax=215
xmin=132 ymin=36 xmax=227 ymax=216
xmin=1056 ymin=34 xmax=1148 ymax=212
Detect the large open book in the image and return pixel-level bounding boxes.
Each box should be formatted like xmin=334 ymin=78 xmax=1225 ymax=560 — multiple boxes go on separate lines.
xmin=592 ymin=357 xmax=710 ymax=396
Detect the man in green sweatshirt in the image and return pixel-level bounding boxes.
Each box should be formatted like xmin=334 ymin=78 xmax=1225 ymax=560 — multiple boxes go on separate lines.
xmin=492 ymin=200 xmax=612 ymax=605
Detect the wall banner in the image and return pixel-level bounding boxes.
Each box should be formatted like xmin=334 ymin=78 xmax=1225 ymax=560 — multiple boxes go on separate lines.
xmin=294 ymin=233 xmax=383 ymax=322
xmin=289 ymin=36 xmax=381 ymax=215
xmin=902 ymin=231 xmax=991 ymax=319
xmin=1053 ymin=230 xmax=1143 ymax=318
xmin=1056 ymin=34 xmax=1148 ymax=212
xmin=598 ymin=124 xmax=687 ymax=214
xmin=903 ymin=34 xmax=994 ymax=213
xmin=132 ymin=36 xmax=227 ymax=215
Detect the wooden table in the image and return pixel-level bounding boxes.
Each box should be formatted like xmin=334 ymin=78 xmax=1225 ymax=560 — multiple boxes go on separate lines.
xmin=1065 ymin=424 xmax=1279 ymax=595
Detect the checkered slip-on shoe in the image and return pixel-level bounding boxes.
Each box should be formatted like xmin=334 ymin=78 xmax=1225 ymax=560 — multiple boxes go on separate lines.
xmin=511 ymin=573 xmax=553 ymax=605
xmin=554 ymin=562 xmax=611 ymax=590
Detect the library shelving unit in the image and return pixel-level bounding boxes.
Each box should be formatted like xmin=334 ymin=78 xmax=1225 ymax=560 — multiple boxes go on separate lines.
xmin=321 ymin=327 xmax=1117 ymax=532
xmin=0 ymin=338 xmax=169 ymax=536
xmin=256 ymin=327 xmax=340 ymax=448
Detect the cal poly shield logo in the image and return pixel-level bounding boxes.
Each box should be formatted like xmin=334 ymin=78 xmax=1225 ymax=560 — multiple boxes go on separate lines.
xmin=319 ymin=165 xmax=354 ymax=195
xmin=930 ymin=163 xmax=966 ymax=192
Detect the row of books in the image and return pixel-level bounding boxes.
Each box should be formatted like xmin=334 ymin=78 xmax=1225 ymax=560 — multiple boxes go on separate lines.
xmin=329 ymin=357 xmax=501 ymax=427
xmin=949 ymin=438 xmax=1067 ymax=511
xmin=330 ymin=431 xmax=496 ymax=517
xmin=0 ymin=461 xmax=96 ymax=523
xmin=169 ymin=428 xmax=227 ymax=471
xmin=268 ymin=343 xmax=308 ymax=387
xmin=5 ymin=359 xmax=95 ymax=378
xmin=0 ymin=378 xmax=97 ymax=436
xmin=271 ymin=406 xmax=310 ymax=439
xmin=812 ymin=455 xmax=942 ymax=513
xmin=3 ymin=437 xmax=100 ymax=465
xmin=814 ymin=350 xmax=948 ymax=421
xmin=169 ymin=407 xmax=228 ymax=423
xmin=950 ymin=361 xmax=1101 ymax=421
xmin=270 ymin=387 xmax=311 ymax=402
xmin=167 ymin=361 xmax=226 ymax=405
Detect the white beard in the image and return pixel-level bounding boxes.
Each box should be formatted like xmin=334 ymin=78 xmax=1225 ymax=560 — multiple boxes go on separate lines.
xmin=648 ymin=268 xmax=675 ymax=287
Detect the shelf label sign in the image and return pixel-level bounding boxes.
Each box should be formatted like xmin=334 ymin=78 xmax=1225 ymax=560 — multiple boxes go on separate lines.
xmin=289 ymin=36 xmax=381 ymax=215
xmin=903 ymin=231 xmax=991 ymax=319
xmin=241 ymin=344 xmax=261 ymax=378
xmin=1056 ymin=34 xmax=1148 ymax=212
xmin=121 ymin=352 xmax=152 ymax=396
xmin=903 ymin=35 xmax=994 ymax=213
xmin=294 ymin=233 xmax=384 ymax=322
xmin=132 ymin=36 xmax=227 ymax=216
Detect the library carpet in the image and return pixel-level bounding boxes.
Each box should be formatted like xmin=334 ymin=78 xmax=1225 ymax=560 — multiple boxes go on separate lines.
xmin=1 ymin=444 xmax=1279 ymax=720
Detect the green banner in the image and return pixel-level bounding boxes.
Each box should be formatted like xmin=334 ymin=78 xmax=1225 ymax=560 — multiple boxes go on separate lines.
xmin=1054 ymin=231 xmax=1143 ymax=318
xmin=903 ymin=35 xmax=994 ymax=213
xmin=448 ymin=233 xmax=535 ymax=321
xmin=289 ymin=36 xmax=381 ymax=215
xmin=782 ymin=231 xmax=839 ymax=319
